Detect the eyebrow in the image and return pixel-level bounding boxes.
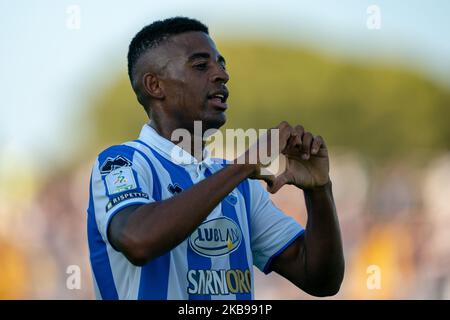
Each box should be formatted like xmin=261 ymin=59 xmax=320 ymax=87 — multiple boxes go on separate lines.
xmin=187 ymin=52 xmax=226 ymax=65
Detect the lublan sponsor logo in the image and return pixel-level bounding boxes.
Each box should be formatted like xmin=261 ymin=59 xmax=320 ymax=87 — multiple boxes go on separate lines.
xmin=187 ymin=269 xmax=251 ymax=295
xmin=189 ymin=217 xmax=242 ymax=257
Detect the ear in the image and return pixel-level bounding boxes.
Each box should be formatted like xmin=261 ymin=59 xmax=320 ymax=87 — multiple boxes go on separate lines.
xmin=142 ymin=72 xmax=165 ymax=100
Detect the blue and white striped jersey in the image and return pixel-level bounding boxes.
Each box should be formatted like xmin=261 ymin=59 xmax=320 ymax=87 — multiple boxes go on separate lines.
xmin=87 ymin=124 xmax=304 ymax=300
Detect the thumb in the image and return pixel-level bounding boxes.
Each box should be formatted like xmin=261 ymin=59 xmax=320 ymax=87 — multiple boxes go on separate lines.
xmin=267 ymin=172 xmax=289 ymax=194
xmin=255 ymin=172 xmax=276 ymax=187
xmin=249 ymin=168 xmax=278 ymax=188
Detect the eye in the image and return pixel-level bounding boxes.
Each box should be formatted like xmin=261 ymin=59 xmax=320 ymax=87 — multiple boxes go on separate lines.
xmin=193 ymin=63 xmax=208 ymax=70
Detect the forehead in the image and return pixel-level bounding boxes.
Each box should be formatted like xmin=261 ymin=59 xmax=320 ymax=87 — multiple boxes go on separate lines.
xmin=163 ymin=31 xmax=220 ymax=60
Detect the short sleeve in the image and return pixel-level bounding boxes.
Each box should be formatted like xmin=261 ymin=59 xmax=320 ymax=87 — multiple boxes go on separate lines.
xmin=90 ymin=145 xmax=156 ymax=245
xmin=249 ymin=180 xmax=304 ymax=274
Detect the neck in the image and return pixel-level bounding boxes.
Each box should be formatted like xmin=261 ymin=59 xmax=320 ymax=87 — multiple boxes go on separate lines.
xmin=148 ymin=119 xmax=206 ymax=162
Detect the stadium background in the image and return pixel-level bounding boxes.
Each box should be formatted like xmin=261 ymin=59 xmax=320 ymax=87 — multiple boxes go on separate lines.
xmin=1 ymin=0 xmax=450 ymax=299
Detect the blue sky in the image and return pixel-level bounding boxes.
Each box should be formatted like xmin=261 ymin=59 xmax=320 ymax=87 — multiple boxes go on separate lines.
xmin=1 ymin=0 xmax=449 ymax=168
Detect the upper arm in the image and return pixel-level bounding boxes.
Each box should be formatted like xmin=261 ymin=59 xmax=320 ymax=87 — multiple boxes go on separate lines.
xmin=90 ymin=145 xmax=155 ymax=248
xmin=248 ymin=180 xmax=304 ymax=274
xmin=248 ymin=180 xmax=343 ymax=296
xmin=270 ymin=233 xmax=307 ymax=289
xmin=271 ymin=232 xmax=343 ymax=297
xmin=107 ymin=204 xmax=143 ymax=252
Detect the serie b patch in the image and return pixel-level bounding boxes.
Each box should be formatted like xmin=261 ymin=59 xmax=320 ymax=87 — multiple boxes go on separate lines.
xmin=105 ymin=166 xmax=137 ymax=195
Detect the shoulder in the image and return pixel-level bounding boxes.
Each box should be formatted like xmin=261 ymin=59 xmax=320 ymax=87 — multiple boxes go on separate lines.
xmin=94 ymin=143 xmax=142 ymax=174
xmin=97 ymin=143 xmax=138 ymax=158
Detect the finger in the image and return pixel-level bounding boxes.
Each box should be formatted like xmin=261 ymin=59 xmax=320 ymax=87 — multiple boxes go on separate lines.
xmin=261 ymin=123 xmax=286 ymax=162
xmin=317 ymin=135 xmax=327 ymax=150
xmin=301 ymin=132 xmax=313 ymax=160
xmin=293 ymin=125 xmax=304 ymax=147
xmin=267 ymin=172 xmax=289 ymax=194
xmin=276 ymin=121 xmax=288 ymax=129
xmin=285 ymin=133 xmax=298 ymax=154
xmin=249 ymin=166 xmax=276 ymax=185
xmin=276 ymin=121 xmax=293 ymax=152
xmin=311 ymin=135 xmax=323 ymax=155
xmin=286 ymin=125 xmax=304 ymax=156
xmin=260 ymin=173 xmax=276 ymax=187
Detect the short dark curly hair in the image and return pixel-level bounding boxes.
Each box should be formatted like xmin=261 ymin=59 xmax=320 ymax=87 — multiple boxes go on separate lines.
xmin=127 ymin=17 xmax=209 ymax=86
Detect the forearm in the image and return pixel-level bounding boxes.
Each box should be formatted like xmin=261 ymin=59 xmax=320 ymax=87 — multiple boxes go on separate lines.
xmin=116 ymin=164 xmax=256 ymax=264
xmin=302 ymin=180 xmax=344 ymax=288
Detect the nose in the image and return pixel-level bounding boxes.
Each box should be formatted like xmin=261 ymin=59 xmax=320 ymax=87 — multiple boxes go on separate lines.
xmin=211 ymin=63 xmax=229 ymax=84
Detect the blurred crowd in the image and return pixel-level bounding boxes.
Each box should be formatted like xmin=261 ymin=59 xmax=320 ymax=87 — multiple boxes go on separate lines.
xmin=255 ymin=151 xmax=450 ymax=299
xmin=1 ymin=149 xmax=449 ymax=299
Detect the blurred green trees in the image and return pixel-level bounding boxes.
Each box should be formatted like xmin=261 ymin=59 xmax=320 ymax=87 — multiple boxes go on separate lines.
xmin=86 ymin=41 xmax=450 ymax=161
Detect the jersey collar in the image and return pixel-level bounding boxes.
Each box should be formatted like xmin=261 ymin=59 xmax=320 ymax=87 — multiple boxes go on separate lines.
xmin=138 ymin=123 xmax=214 ymax=168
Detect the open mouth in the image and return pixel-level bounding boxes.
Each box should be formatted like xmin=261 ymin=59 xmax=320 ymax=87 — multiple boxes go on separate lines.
xmin=208 ymin=90 xmax=228 ymax=110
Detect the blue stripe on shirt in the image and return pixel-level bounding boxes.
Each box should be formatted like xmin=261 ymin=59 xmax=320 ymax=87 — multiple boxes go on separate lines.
xmin=119 ymin=144 xmax=172 ymax=300
xmin=134 ymin=139 xmax=212 ymax=300
xmin=87 ymin=173 xmax=119 ymax=300
xmin=236 ymin=179 xmax=252 ymax=244
xmin=205 ymin=167 xmax=252 ymax=300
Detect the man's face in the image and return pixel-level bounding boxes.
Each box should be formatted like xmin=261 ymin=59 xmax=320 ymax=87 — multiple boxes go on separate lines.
xmin=155 ymin=31 xmax=229 ymax=132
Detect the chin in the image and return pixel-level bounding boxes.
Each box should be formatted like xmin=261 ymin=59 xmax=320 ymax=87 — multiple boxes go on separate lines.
xmin=204 ymin=114 xmax=226 ymax=131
